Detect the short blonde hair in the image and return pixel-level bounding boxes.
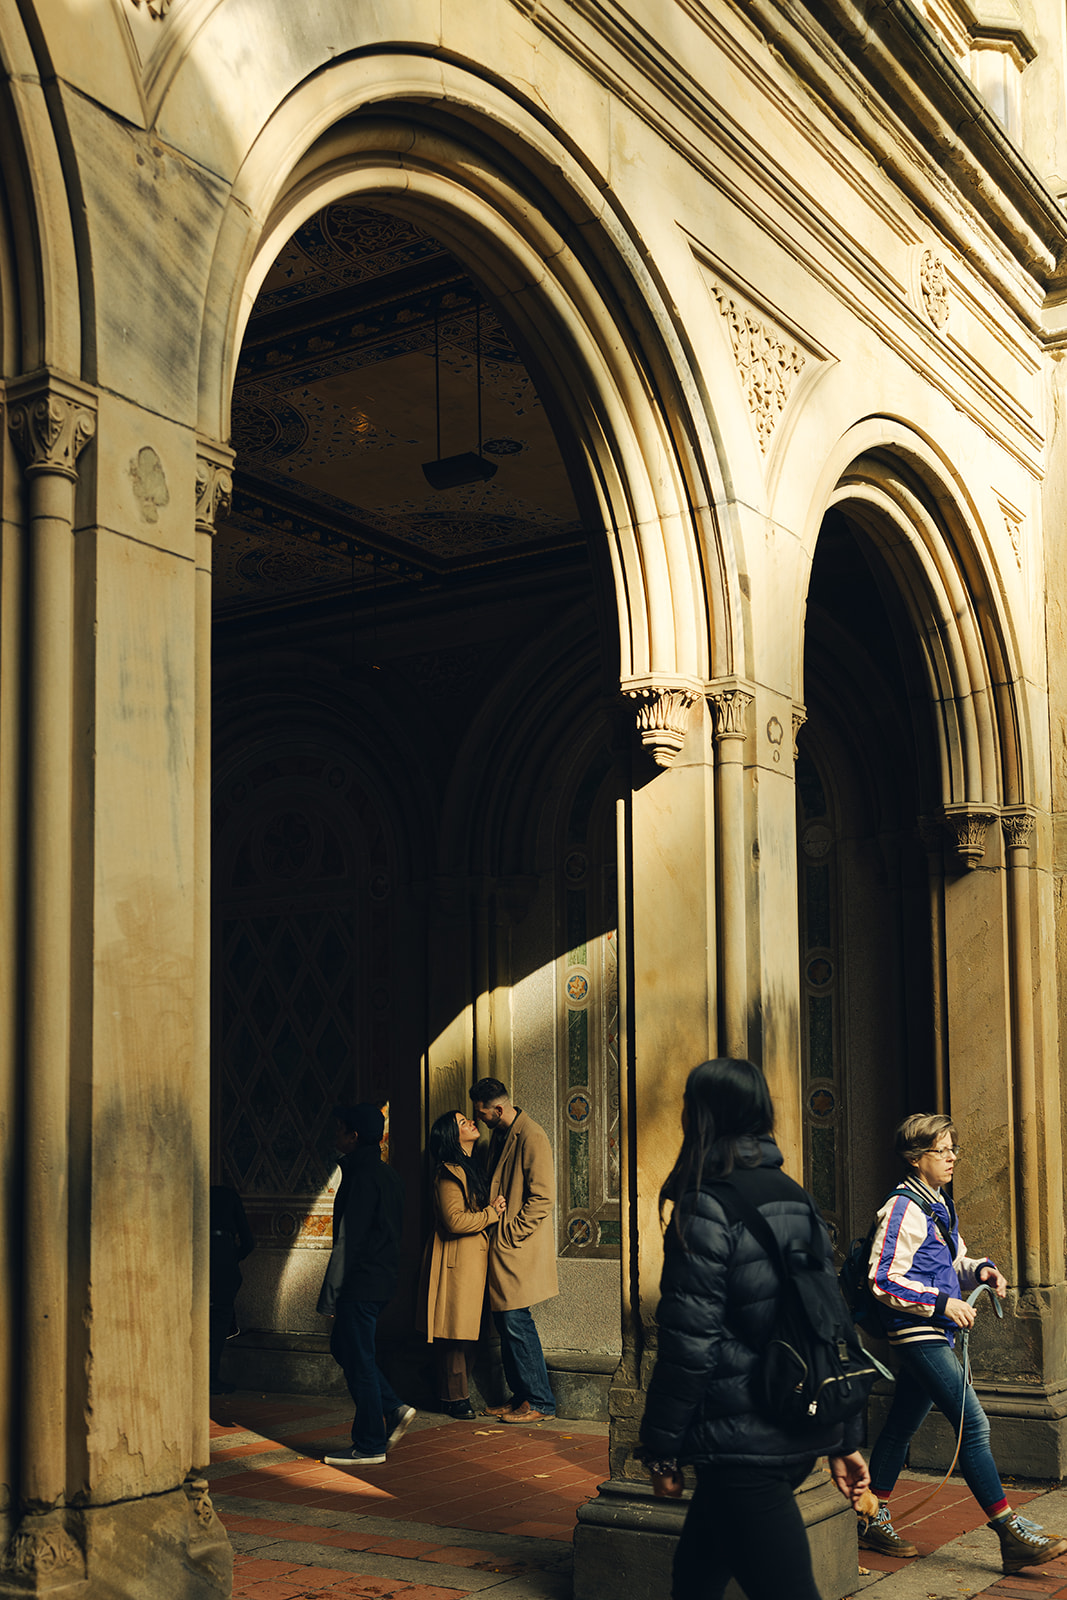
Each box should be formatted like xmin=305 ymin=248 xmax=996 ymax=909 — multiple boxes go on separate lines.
xmin=896 ymin=1112 xmax=955 ymax=1168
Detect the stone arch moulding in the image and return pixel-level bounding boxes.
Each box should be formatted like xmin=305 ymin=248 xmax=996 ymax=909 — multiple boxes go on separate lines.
xmin=797 ymin=418 xmax=1032 ymax=836
xmin=197 ymin=54 xmax=747 ymax=754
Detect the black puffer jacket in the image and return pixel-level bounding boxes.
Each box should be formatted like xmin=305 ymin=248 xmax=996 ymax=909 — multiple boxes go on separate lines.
xmin=640 ymin=1137 xmax=863 ymax=1468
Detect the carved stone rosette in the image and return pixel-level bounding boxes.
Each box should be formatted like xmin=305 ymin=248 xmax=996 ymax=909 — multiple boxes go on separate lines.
xmin=708 ymin=686 xmax=753 ymax=742
xmin=195 ymin=455 xmax=233 ymax=534
xmin=622 ymin=682 xmax=700 ymax=766
xmin=8 ymin=393 xmax=95 ymax=479
xmin=1001 ymin=809 xmax=1036 ymax=853
xmin=942 ymin=806 xmax=996 ymax=868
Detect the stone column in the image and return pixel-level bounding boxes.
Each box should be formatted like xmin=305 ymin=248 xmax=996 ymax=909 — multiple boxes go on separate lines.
xmin=1000 ymin=809 xmax=1040 ymax=1286
xmin=5 ymin=378 xmax=95 ymax=1580
xmin=709 ymin=683 xmax=753 ymax=1059
xmin=193 ymin=444 xmax=232 ymax=1469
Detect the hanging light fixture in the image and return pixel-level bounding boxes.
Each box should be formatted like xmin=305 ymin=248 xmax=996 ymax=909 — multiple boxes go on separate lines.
xmin=422 ymin=293 xmax=498 ymax=490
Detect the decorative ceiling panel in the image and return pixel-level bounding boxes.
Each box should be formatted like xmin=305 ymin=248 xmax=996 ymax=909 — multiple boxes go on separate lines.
xmin=215 ymin=203 xmax=584 ymax=617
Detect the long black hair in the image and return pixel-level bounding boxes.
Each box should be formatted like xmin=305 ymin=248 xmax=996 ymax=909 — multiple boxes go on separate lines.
xmin=660 ymin=1058 xmax=775 ymax=1241
xmin=429 ymin=1111 xmax=490 ymax=1208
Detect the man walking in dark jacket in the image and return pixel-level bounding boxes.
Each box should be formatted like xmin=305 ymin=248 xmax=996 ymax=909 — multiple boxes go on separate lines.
xmin=318 ymin=1103 xmax=415 ymax=1467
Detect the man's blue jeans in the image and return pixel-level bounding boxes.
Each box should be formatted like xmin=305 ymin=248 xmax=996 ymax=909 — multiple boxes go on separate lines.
xmin=492 ymin=1308 xmax=555 ymax=1414
xmin=330 ymin=1298 xmax=400 ymax=1453
xmin=869 ymin=1339 xmax=1004 ymax=1511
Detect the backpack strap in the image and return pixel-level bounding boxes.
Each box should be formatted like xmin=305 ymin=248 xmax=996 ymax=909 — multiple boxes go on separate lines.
xmin=885 ymin=1184 xmax=955 ymax=1253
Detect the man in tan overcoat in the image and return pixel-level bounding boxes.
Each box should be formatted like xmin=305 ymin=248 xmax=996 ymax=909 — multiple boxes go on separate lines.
xmin=470 ymin=1076 xmax=559 ymax=1423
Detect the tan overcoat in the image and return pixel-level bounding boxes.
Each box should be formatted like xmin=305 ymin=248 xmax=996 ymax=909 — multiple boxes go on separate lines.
xmin=417 ymin=1163 xmax=499 ymax=1342
xmin=486 ymin=1109 xmax=559 ymax=1312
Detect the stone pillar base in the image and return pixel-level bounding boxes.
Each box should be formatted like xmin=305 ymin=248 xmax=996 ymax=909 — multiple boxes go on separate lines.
xmin=867 ymin=1381 xmax=1067 ymax=1481
xmin=0 ymin=1481 xmax=231 ymax=1598
xmin=573 ymin=1469 xmax=860 ymax=1600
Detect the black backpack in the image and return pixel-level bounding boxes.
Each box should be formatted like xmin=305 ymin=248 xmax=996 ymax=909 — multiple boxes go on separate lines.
xmin=713 ymin=1178 xmax=891 ymax=1428
xmin=839 ymin=1185 xmax=955 ymax=1334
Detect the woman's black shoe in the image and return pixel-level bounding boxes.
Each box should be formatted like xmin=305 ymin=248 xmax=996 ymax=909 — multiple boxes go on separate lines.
xmin=443 ymin=1398 xmax=477 ymax=1419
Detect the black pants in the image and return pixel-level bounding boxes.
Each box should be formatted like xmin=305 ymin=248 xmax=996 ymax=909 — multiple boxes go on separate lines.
xmin=672 ymin=1459 xmax=822 ymax=1600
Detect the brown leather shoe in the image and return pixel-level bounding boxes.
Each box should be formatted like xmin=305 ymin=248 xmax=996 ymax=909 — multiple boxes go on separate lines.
xmin=482 ymin=1401 xmax=517 ymax=1417
xmin=499 ymin=1401 xmax=551 ymax=1424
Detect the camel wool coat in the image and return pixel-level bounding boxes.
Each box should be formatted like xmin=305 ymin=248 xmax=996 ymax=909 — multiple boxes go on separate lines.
xmin=417 ymin=1163 xmax=499 ymax=1342
xmin=486 ymin=1109 xmax=559 ymax=1312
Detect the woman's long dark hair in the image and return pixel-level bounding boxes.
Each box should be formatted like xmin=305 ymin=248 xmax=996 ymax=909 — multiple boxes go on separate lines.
xmin=660 ymin=1058 xmax=775 ymax=1241
xmin=429 ymin=1111 xmax=490 ymax=1208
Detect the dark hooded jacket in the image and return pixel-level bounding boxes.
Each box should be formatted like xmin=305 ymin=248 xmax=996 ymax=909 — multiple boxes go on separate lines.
xmin=639 ymin=1137 xmax=863 ymax=1468
xmin=317 ymin=1141 xmax=404 ymax=1314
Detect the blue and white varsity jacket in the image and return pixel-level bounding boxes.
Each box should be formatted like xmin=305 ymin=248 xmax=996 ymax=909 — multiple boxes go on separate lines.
xmin=867 ymin=1174 xmax=996 ymax=1347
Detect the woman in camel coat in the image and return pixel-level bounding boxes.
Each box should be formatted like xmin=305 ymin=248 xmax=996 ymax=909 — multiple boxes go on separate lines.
xmin=417 ymin=1111 xmax=505 ymax=1417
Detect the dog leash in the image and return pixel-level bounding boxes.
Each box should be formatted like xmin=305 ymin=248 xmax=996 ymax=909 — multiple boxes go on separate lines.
xmin=892 ymin=1281 xmax=1003 ymax=1528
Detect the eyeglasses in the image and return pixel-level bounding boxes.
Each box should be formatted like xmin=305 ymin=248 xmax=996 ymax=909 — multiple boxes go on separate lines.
xmin=929 ymin=1144 xmax=961 ymax=1159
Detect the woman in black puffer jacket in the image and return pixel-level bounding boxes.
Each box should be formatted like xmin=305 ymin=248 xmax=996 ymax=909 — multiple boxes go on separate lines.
xmin=638 ymin=1058 xmax=870 ymax=1600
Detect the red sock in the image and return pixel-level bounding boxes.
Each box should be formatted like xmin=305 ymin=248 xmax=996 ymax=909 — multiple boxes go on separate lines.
xmin=985 ymin=1498 xmax=1009 ymax=1519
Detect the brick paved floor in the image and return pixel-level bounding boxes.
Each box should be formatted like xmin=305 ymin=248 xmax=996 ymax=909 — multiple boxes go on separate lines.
xmin=209 ymin=1394 xmax=1067 ymax=1599
xmin=208 ymin=1391 xmax=608 ymax=1598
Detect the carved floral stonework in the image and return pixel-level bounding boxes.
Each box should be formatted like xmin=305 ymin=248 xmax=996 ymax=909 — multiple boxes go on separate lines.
xmin=622 ymin=683 xmax=700 ymax=766
xmin=183 ymin=1474 xmax=216 ymax=1530
xmin=1002 ymin=809 xmax=1036 ymax=852
xmin=1000 ymin=501 xmax=1024 ymax=570
xmin=920 ymin=250 xmax=950 ymax=329
xmin=712 ymin=287 xmax=805 ymax=453
xmin=708 ymin=686 xmax=753 ymax=741
xmin=792 ymin=707 xmax=807 ymax=761
xmin=3 ymin=1518 xmax=81 ymax=1577
xmin=943 ymin=807 xmax=996 ymax=868
xmin=8 ymin=394 xmax=95 ymax=477
xmin=195 ymin=455 xmax=234 ymax=533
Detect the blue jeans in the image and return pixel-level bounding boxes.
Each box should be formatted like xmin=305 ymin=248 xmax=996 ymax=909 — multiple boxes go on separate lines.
xmin=330 ymin=1298 xmax=401 ymax=1453
xmin=868 ymin=1339 xmax=1004 ymax=1512
xmin=492 ymin=1308 xmax=555 ymax=1415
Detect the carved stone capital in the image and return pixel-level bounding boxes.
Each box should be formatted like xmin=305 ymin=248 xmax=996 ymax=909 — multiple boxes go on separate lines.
xmin=621 ymin=679 xmax=701 ymax=767
xmin=8 ymin=392 xmax=95 ymax=479
xmin=1001 ymin=808 xmax=1036 ymax=853
xmin=791 ymin=706 xmax=807 ymax=761
xmin=3 ymin=1514 xmax=83 ymax=1580
xmin=195 ymin=454 xmax=233 ymax=534
xmin=942 ymin=806 xmax=997 ymax=869
xmin=708 ymin=686 xmax=753 ymax=742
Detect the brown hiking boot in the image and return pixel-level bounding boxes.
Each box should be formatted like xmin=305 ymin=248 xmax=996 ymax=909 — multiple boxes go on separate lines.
xmin=857 ymin=1503 xmax=918 ymax=1559
xmin=990 ymin=1512 xmax=1067 ymax=1574
xmin=482 ymin=1400 xmax=517 ymax=1416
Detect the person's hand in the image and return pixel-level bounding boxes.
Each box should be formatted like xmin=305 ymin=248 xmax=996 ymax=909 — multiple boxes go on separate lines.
xmin=493 ymin=1196 xmax=506 ymax=1216
xmin=979 ymin=1265 xmax=1008 ymax=1299
xmin=651 ymin=1468 xmax=684 ymax=1499
xmin=945 ymin=1296 xmax=977 ymax=1328
xmin=828 ymin=1451 xmax=871 ymax=1507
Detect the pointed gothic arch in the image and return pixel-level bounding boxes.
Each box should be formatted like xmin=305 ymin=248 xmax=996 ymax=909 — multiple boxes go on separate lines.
xmin=198 ymin=56 xmax=743 ymax=726
xmin=800 ymin=419 xmax=1032 ymax=820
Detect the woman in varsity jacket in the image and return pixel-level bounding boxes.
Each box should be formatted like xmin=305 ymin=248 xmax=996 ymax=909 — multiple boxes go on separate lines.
xmin=861 ymin=1112 xmax=1065 ymax=1575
